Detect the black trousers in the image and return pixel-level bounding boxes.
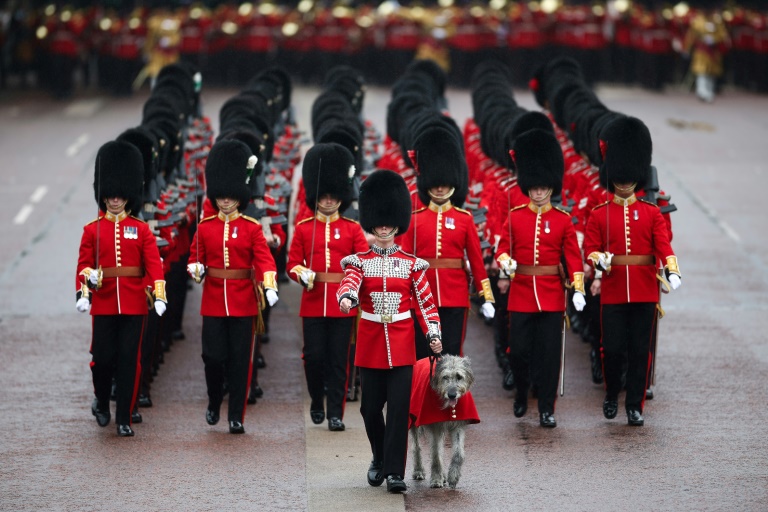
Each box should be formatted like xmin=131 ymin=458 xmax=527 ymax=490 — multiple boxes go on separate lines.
xmin=414 ymin=306 xmax=466 ymax=360
xmin=359 ymin=365 xmax=413 ymax=478
xmin=508 ymin=311 xmax=563 ymax=414
xmin=302 ymin=317 xmax=355 ymax=419
xmin=139 ymin=308 xmax=161 ymax=397
xmin=202 ymin=316 xmax=255 ymax=422
xmin=601 ymin=302 xmax=657 ymax=412
xmin=91 ymin=315 xmax=146 ymax=425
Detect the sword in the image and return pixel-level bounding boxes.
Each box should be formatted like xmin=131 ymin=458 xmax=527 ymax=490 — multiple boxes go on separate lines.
xmin=95 ymin=156 xmax=102 ymax=289
xmin=559 ymin=289 xmax=567 ymax=397
xmin=306 ymin=158 xmax=322 ymax=291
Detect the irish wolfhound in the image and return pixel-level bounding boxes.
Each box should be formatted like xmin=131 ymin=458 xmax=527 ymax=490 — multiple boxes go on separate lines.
xmin=409 ymin=355 xmax=479 ymax=489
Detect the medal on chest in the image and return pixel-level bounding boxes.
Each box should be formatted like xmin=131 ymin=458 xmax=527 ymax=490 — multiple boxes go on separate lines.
xmin=334 ymin=227 xmax=340 ymax=240
xmin=544 ymin=220 xmax=550 ymax=234
xmin=633 ymin=210 xmax=639 ymax=221
xmin=232 ymin=226 xmax=238 ymax=238
xmin=445 ymin=217 xmax=455 ymax=230
xmin=123 ymin=226 xmax=138 ymax=239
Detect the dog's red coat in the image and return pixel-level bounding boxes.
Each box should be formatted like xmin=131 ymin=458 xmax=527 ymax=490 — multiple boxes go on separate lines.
xmin=409 ymin=357 xmax=480 ymax=428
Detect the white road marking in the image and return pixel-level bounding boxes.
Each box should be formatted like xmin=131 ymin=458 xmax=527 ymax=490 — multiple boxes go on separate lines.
xmin=29 ymin=186 xmax=48 ymax=204
xmin=13 ymin=204 xmax=34 ymax=225
xmin=63 ymin=99 xmax=104 ymax=117
xmin=65 ymin=133 xmax=90 ymax=157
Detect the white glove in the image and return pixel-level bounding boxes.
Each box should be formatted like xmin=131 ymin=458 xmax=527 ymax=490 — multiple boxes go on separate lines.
xmin=187 ymin=262 xmax=205 ymax=283
xmin=572 ymin=292 xmax=586 ymax=312
xmin=76 ymin=297 xmax=91 ymax=313
xmin=299 ymin=269 xmax=316 ymax=286
xmin=266 ymin=289 xmax=279 ymax=307
xmin=669 ymin=274 xmax=681 ymax=290
xmin=88 ymin=269 xmax=102 ymax=287
xmin=480 ymin=302 xmax=495 ymax=319
xmin=154 ymin=300 xmax=167 ymax=316
xmin=499 ymin=257 xmax=517 ymax=277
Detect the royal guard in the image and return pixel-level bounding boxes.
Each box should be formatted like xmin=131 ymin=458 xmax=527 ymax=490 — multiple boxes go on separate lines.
xmin=584 ymin=117 xmax=681 ymax=427
xmin=76 ymin=141 xmax=167 ymax=437
xmin=337 ymin=170 xmax=442 ymax=493
xmin=683 ymin=8 xmax=731 ymax=103
xmin=187 ymin=140 xmax=279 ymax=434
xmin=495 ymin=129 xmax=586 ymax=429
xmin=400 ymin=125 xmax=494 ymax=359
xmin=287 ymin=143 xmax=369 ymax=432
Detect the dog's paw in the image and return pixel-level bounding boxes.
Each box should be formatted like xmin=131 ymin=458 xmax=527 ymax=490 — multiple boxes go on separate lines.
xmin=412 ymin=470 xmax=425 ymax=481
xmin=447 ymin=478 xmax=459 ymax=489
xmin=429 ymin=479 xmax=444 ymax=488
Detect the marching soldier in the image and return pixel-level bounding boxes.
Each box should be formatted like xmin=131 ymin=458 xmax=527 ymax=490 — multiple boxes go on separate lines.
xmin=400 ymin=126 xmax=495 ymax=359
xmin=76 ymin=141 xmax=167 ymax=437
xmin=287 ymin=143 xmax=369 ymax=432
xmin=187 ymin=140 xmax=279 ymax=434
xmin=337 ymin=170 xmax=442 ymax=493
xmin=584 ymin=117 xmax=681 ymax=427
xmin=495 ymin=129 xmax=586 ymax=429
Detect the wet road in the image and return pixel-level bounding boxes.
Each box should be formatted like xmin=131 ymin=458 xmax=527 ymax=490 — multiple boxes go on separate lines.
xmin=1 ymin=84 xmax=767 ymax=511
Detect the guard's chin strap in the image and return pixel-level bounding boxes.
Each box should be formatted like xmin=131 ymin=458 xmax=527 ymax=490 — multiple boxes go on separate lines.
xmin=318 ymin=201 xmax=341 ymax=215
xmin=428 ymin=187 xmax=455 ymax=202
xmin=528 ymin=188 xmax=553 ymax=202
xmin=373 ymin=227 xmax=399 ymax=240
xmin=614 ymin=182 xmax=637 ymax=193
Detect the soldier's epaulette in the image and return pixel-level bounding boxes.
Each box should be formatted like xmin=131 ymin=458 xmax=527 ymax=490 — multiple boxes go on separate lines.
xmin=553 ymin=206 xmax=571 ymax=216
xmin=297 ymin=216 xmax=315 ymax=225
xmin=639 ymin=198 xmax=659 ymax=208
xmin=412 ymin=207 xmax=427 ymax=214
xmin=199 ymin=215 xmax=217 ymax=224
xmin=341 ymin=216 xmax=359 ymax=224
xmin=454 ymin=207 xmax=472 ymax=216
xmin=510 ymin=204 xmax=527 ymax=212
xmin=242 ymin=215 xmax=261 ymax=225
xmin=85 ymin=218 xmax=100 ymax=226
xmin=592 ymin=201 xmax=609 ymax=211
xmin=130 ymin=215 xmax=146 ymax=223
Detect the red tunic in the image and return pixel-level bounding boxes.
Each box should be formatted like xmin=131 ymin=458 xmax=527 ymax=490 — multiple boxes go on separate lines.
xmin=337 ymin=246 xmax=440 ymax=369
xmin=409 ymin=357 xmax=480 ymax=428
xmin=287 ymin=212 xmax=369 ymax=318
xmin=584 ymin=196 xmax=676 ymax=304
xmin=189 ymin=211 xmax=277 ymax=317
xmin=76 ymin=211 xmax=164 ymax=315
xmin=400 ymin=202 xmax=492 ymax=307
xmin=497 ymin=203 xmax=584 ymax=313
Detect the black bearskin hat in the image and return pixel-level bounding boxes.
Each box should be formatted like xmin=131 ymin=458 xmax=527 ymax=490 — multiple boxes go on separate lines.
xmin=598 ymin=116 xmax=652 ymax=192
xmin=512 ymin=129 xmax=564 ymax=197
xmin=205 ymin=139 xmax=257 ymax=211
xmin=94 ymin=140 xmax=144 ymax=214
xmin=302 ymin=142 xmax=356 ymax=213
xmin=359 ymin=170 xmax=411 ymax=234
xmin=412 ymin=126 xmax=468 ymax=207
xmin=117 ymin=127 xmax=159 ymax=186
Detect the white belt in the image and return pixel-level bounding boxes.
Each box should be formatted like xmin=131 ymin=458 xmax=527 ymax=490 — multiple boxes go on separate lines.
xmin=360 ymin=311 xmax=411 ymax=324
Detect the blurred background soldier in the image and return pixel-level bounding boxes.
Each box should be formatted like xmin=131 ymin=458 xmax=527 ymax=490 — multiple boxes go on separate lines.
xmin=287 ymin=143 xmax=369 ymax=432
xmin=134 ymin=7 xmax=180 ymax=90
xmin=76 ymin=141 xmax=167 ymax=437
xmin=683 ymin=7 xmax=731 ymax=102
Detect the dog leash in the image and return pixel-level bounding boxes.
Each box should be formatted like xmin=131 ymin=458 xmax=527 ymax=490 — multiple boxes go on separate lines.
xmin=428 ymin=352 xmax=443 ymax=381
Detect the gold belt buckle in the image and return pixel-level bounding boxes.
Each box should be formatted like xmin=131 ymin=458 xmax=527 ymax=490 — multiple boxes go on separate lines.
xmin=381 ymin=314 xmax=392 ymax=323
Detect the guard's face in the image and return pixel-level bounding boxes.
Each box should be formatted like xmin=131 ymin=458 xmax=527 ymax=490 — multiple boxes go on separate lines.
xmin=105 ymin=197 xmax=127 ymax=214
xmin=428 ymin=184 xmax=454 ymax=204
xmin=373 ymin=225 xmax=396 ymax=239
xmin=528 ymin=186 xmax=552 ymax=205
xmin=317 ymin=194 xmax=341 ymax=214
xmin=613 ymin=182 xmax=636 ymax=198
xmin=216 ymin=197 xmax=239 ymax=214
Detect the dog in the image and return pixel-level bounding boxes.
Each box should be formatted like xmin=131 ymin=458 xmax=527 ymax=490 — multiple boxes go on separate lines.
xmin=408 ymin=354 xmax=479 ymax=489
